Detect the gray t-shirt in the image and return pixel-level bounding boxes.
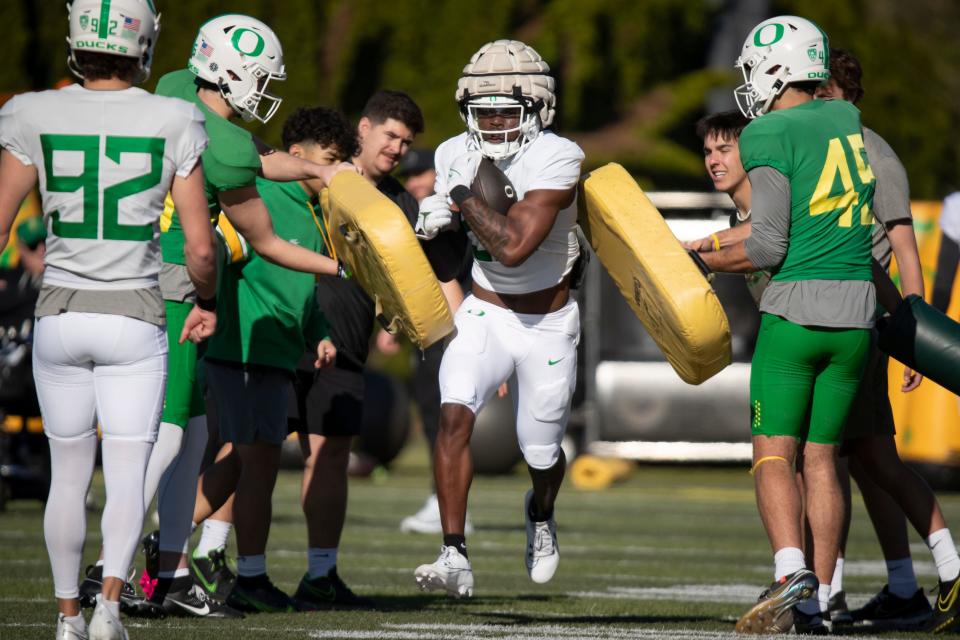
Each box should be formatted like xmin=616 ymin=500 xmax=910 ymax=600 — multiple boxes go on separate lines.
xmin=863 ymin=126 xmax=912 ymax=271
xmin=35 ymin=284 xmax=165 ymax=326
xmin=744 ymin=166 xmax=875 ymax=328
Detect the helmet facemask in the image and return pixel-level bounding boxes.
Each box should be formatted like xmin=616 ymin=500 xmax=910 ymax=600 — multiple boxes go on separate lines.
xmin=225 ymin=63 xmax=286 ymax=123
xmin=463 ymin=96 xmax=541 ymax=161
xmin=734 ymin=53 xmax=790 ymax=119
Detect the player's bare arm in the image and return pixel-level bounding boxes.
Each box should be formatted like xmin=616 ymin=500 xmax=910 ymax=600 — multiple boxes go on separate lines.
xmin=684 ymin=221 xmax=752 ymax=252
xmin=0 ymin=149 xmax=39 ymax=251
xmin=699 ymin=240 xmax=758 ymax=273
xmin=886 ymin=220 xmax=925 ymax=391
xmin=259 ymin=149 xmax=357 ymax=187
xmin=172 ymin=163 xmax=217 ymax=301
xmin=457 ymin=186 xmax=575 ymax=267
xmin=219 ymin=185 xmax=341 ymax=275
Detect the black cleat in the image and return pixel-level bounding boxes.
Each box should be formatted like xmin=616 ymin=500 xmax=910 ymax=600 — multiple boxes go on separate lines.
xmin=78 ymin=564 xmax=144 ymax=614
xmin=735 ymin=569 xmax=819 ymax=634
xmin=226 ymin=575 xmax=295 ymax=614
xmin=850 ymin=584 xmax=931 ymax=629
xmin=826 ymin=589 xmax=852 ymax=626
xmin=190 ymin=548 xmax=236 ymax=601
xmin=163 ymin=580 xmax=244 ymax=618
xmin=792 ymin=607 xmax=829 ymax=635
xmin=293 ymin=567 xmax=375 ymax=610
xmin=928 ymin=576 xmax=960 ymax=633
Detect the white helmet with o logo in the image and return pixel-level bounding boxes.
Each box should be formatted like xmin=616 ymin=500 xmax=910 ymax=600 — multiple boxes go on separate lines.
xmin=187 ymin=14 xmax=286 ymax=123
xmin=734 ymin=15 xmax=829 ymax=119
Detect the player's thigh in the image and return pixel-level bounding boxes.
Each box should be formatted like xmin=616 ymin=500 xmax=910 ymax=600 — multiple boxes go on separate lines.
xmin=808 ymin=328 xmax=870 ymax=445
xmin=93 ymin=317 xmax=168 ymax=442
xmin=162 ymin=299 xmax=202 ymax=428
xmin=750 ymin=314 xmax=819 ymax=440
xmin=439 ymin=299 xmax=514 ymax=415
xmin=513 ymin=301 xmax=580 ymax=469
xmin=32 ymin=314 xmax=98 ymax=441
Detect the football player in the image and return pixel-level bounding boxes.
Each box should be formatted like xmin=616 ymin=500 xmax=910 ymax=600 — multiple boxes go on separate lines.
xmin=125 ymin=13 xmax=353 ymax=618
xmin=697 ymin=17 xmax=874 ymax=633
xmin=0 ymin=1 xmax=218 ymax=638
xmin=814 ymin=49 xmax=959 ymax=633
xmin=413 ymin=39 xmax=584 ymax=597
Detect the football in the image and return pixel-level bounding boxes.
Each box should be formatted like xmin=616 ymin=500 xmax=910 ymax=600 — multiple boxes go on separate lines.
xmin=470 ymin=158 xmax=518 ymax=215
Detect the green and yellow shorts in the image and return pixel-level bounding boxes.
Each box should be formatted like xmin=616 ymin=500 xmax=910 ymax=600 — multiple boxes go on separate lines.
xmin=750 ymin=313 xmax=870 ymax=445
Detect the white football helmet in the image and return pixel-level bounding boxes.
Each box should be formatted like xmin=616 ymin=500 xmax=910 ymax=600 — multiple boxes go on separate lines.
xmin=67 ymin=0 xmax=160 ymax=84
xmin=456 ymin=39 xmax=556 ymax=160
xmin=187 ymin=14 xmax=286 ymax=123
xmin=734 ymin=15 xmax=830 ymax=118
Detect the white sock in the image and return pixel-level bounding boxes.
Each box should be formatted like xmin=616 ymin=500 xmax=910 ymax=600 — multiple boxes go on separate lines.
xmin=62 ymin=613 xmax=85 ymax=631
xmin=927 ymin=528 xmax=960 ymax=582
xmin=773 ymin=547 xmax=806 ymax=581
xmin=886 ymin=557 xmax=919 ymax=598
xmin=237 ymin=554 xmax=266 ymax=577
xmin=101 ymin=597 xmax=120 ymax=619
xmin=817 ymin=584 xmax=831 ymax=613
xmin=142 ymin=422 xmax=184 ymax=509
xmin=307 ymin=547 xmax=338 ymax=579
xmin=830 ymin=557 xmax=844 ymax=595
xmin=194 ymin=519 xmax=232 ymax=557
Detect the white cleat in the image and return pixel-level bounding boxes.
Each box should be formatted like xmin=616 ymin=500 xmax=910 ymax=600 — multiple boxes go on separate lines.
xmin=400 ymin=494 xmax=474 ymax=535
xmin=414 ymin=545 xmax=474 ymax=598
xmin=56 ymin=614 xmax=88 ymax=640
xmin=88 ymin=595 xmax=128 ymax=640
xmin=524 ymin=490 xmax=559 ymax=584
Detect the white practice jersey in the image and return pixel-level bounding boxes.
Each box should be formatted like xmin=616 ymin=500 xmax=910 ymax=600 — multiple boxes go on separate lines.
xmin=941 ymin=192 xmax=960 ymax=245
xmin=0 ymin=85 xmax=207 ymax=290
xmin=435 ymin=131 xmax=584 ymax=295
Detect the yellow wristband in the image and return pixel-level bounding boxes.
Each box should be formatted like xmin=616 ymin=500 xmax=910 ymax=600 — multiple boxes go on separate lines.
xmin=710 ymin=233 xmax=721 ymax=252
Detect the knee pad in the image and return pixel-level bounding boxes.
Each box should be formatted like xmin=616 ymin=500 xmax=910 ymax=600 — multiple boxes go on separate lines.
xmin=521 ymin=442 xmax=561 ymax=470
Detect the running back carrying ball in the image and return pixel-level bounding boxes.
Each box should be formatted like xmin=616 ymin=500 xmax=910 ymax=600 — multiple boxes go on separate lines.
xmin=470 ymin=157 xmax=517 ymax=214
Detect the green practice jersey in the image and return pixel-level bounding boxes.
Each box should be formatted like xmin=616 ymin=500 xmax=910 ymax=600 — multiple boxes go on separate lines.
xmin=205 ymin=178 xmax=330 ymax=371
xmin=154 ymin=69 xmax=260 ymax=265
xmin=740 ymin=99 xmax=875 ymax=282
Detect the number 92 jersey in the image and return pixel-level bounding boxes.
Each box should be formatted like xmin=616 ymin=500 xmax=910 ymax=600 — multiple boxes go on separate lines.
xmin=0 ymin=84 xmax=208 ymax=290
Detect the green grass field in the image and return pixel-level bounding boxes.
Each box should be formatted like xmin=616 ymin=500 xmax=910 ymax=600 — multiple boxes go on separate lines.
xmin=0 ymin=438 xmax=954 ymax=639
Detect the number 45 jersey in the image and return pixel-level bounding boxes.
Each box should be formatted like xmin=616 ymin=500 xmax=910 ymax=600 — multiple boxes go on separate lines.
xmin=0 ymin=84 xmax=208 ymax=290
xmin=739 ymin=98 xmax=875 ymax=284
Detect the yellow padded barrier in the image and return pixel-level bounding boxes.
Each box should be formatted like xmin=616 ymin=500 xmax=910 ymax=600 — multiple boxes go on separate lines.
xmin=578 ymin=163 xmax=731 ymax=384
xmin=322 ymin=172 xmax=453 ymax=349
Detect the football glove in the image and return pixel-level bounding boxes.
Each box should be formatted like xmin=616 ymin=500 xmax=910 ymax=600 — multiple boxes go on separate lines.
xmin=445 ymin=151 xmax=481 ymax=193
xmin=415 ymin=193 xmax=455 ymax=240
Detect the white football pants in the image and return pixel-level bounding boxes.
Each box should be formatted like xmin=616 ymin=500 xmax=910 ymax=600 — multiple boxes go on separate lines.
xmin=33 ymin=312 xmax=166 ymax=597
xmin=439 ymin=295 xmax=579 ymax=469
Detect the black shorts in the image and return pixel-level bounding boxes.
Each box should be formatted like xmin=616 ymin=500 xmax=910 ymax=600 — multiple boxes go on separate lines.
xmin=839 ymin=340 xmax=895 ymax=455
xmin=288 ymin=365 xmax=365 ymax=437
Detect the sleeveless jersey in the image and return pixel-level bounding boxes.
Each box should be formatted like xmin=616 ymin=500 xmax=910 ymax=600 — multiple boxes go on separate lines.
xmin=0 ymin=84 xmax=207 ymax=290
xmin=434 ymin=131 xmax=584 ymax=295
xmin=740 ymin=99 xmax=874 ymax=283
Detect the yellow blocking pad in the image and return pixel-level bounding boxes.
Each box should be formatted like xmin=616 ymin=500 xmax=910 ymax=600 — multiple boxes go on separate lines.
xmin=578 ymin=163 xmax=731 ymax=384
xmin=322 ymin=172 xmax=453 ymax=349
xmin=570 ymin=454 xmax=633 ymax=490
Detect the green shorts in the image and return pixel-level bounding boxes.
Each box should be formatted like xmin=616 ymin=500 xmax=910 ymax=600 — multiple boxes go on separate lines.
xmin=750 ymin=313 xmax=870 ymax=445
xmin=161 ymin=299 xmax=205 ymax=428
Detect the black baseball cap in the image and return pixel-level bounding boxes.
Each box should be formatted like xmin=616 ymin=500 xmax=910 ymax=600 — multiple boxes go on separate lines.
xmin=397 ymin=148 xmax=435 ymax=177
